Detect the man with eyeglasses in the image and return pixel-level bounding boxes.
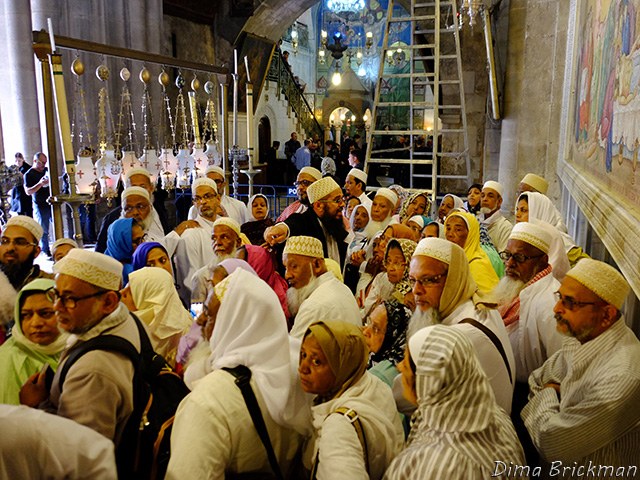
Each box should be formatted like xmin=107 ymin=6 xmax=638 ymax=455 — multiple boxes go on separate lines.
xmin=522 ymin=259 xmax=640 ymax=471
xmin=95 ymin=168 xmax=169 ymax=253
xmin=169 ymin=178 xmax=221 ymax=304
xmin=19 ymin=249 xmax=139 ymax=447
xmin=406 ymin=237 xmax=515 ymax=414
xmin=282 ymin=236 xmax=360 ymax=339
xmin=493 ymin=222 xmax=565 ymax=465
xmin=276 ymin=166 xmax=322 ymax=222
xmin=0 ymin=216 xmax=53 ymax=291
xmin=265 ymin=177 xmax=349 ymax=268
xmin=187 ymin=166 xmax=247 ymax=225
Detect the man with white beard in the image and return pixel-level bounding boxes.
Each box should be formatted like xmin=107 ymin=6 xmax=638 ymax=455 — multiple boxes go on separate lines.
xmin=407 ymin=237 xmax=515 ymax=413
xmin=283 ymin=235 xmax=360 ymax=339
xmin=493 ymin=222 xmax=564 ymax=464
xmin=479 ymin=180 xmax=512 ymax=252
xmin=190 ymin=217 xmax=245 ymax=302
xmin=365 ymin=188 xmax=398 ymax=238
xmin=96 ymin=168 xmax=169 ymax=253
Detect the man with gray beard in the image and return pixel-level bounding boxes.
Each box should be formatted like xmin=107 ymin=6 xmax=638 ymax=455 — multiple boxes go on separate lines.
xmin=407 ymin=237 xmax=515 ymax=413
xmin=494 ymin=222 xmax=564 ymax=465
xmin=282 ymin=236 xmax=360 ymax=339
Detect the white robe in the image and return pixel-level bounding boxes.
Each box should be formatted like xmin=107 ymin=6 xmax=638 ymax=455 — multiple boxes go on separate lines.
xmin=482 ymin=212 xmax=513 ymax=252
xmin=188 ymin=195 xmax=248 ymax=224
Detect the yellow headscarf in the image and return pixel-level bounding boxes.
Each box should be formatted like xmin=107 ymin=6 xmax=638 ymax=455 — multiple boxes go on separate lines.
xmin=305 ymin=320 xmax=369 ymax=403
xmin=445 ymin=211 xmax=499 ymax=294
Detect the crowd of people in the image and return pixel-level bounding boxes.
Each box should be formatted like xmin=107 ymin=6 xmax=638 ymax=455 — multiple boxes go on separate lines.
xmin=1 ymin=150 xmax=639 ymax=479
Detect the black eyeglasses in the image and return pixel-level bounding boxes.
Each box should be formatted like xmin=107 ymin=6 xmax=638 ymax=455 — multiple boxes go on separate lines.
xmin=294 ymin=180 xmax=313 ymax=187
xmin=193 ymin=193 xmax=218 ymax=204
xmin=409 ymin=271 xmax=448 ymax=288
xmin=553 ymin=291 xmax=604 ymax=311
xmin=318 ymin=195 xmax=344 ymax=205
xmin=499 ymin=251 xmax=544 ymax=264
xmin=46 ymin=288 xmax=110 ymax=309
xmin=1 ymin=237 xmax=38 ymax=248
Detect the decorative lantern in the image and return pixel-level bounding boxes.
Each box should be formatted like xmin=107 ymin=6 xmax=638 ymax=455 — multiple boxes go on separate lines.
xmin=75 ymin=152 xmax=97 ymax=195
xmin=139 ymin=149 xmax=161 ymax=184
xmin=97 ymin=146 xmax=122 ymax=200
xmin=204 ymin=139 xmax=221 ymax=166
xmin=158 ymin=147 xmax=177 ymax=190
xmin=120 ymin=151 xmax=141 ymax=180
xmin=175 ymin=148 xmax=194 ymax=189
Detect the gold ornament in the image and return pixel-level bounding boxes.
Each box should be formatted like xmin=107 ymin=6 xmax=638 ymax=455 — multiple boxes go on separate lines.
xmin=139 ymin=67 xmax=151 ymax=84
xmin=120 ymin=67 xmax=131 ymax=82
xmin=159 ymin=70 xmax=170 ymax=87
xmin=191 ymin=77 xmax=201 ymax=91
xmin=96 ymin=64 xmax=110 ymax=82
xmin=71 ymin=57 xmax=85 ymax=76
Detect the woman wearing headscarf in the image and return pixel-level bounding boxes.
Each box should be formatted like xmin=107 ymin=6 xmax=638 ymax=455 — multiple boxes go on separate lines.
xmin=404 ymin=215 xmax=432 ymax=239
xmin=299 ymin=320 xmax=404 ymax=480
xmin=445 ymin=211 xmax=501 ymax=293
xmin=241 ymin=193 xmax=275 ymax=245
xmin=321 ymin=157 xmax=340 ymax=185
xmin=421 ymin=220 xmax=445 ymax=239
xmin=120 ymin=267 xmax=193 ymax=366
xmin=344 ymin=204 xmax=371 ymax=293
xmin=437 ymin=193 xmax=464 ymax=223
xmin=387 ymin=325 xmax=525 ymax=479
xmin=105 ymin=217 xmax=143 ymax=285
xmin=236 ymin=244 xmax=290 ymax=321
xmin=464 ymin=183 xmax=483 ymax=215
xmin=363 ymin=299 xmax=411 ymax=387
xmin=362 ymin=238 xmax=417 ymax=314
xmin=393 ymin=191 xmax=431 ymax=224
xmin=0 ymin=279 xmax=68 ymax=404
xmin=516 ymin=191 xmax=589 ymax=266
xmin=132 ymin=241 xmax=173 ymax=276
xmin=168 ymin=269 xmax=301 ymax=478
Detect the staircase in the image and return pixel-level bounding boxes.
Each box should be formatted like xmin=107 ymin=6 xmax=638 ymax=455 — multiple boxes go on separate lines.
xmin=364 ymin=0 xmax=471 ymax=204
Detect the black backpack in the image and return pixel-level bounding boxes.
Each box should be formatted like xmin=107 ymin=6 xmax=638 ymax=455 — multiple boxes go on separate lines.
xmin=58 ymin=314 xmax=190 ymax=480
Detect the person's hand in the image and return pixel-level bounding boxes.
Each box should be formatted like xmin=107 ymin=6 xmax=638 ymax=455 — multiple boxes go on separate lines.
xmin=40 ymin=177 xmax=50 ymax=187
xmin=264 ymin=225 xmax=287 ymax=246
xmin=350 ymin=250 xmax=366 ymax=267
xmin=19 ymin=371 xmax=49 ymax=407
xmin=174 ymin=220 xmax=201 ymax=236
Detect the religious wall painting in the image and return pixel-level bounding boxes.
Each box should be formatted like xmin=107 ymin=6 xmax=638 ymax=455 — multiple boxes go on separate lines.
xmin=570 ymin=0 xmax=640 ymax=203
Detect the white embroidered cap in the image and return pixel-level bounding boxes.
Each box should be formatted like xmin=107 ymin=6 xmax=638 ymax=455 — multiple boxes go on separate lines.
xmin=299 ymin=166 xmax=322 ymax=181
xmin=482 ymin=180 xmax=503 ymax=197
xmin=52 ymin=238 xmax=79 ymax=251
xmin=121 ymin=186 xmax=150 ymax=202
xmin=4 ymin=216 xmax=43 ymax=242
xmin=408 ymin=215 xmax=426 ymax=229
xmin=283 ymin=235 xmax=324 ymax=259
xmin=509 ymin=222 xmax=552 ymax=254
xmin=413 ymin=237 xmax=453 ymax=265
xmin=213 ymin=217 xmax=241 ymax=238
xmin=54 ymin=249 xmax=123 ymax=290
xmin=191 ymin=178 xmax=218 ymax=196
xmin=347 ymin=168 xmax=368 ymax=184
xmin=205 ymin=165 xmax=225 ymax=178
xmin=124 ymin=167 xmax=152 ymax=183
xmin=307 ymin=176 xmax=341 ymax=204
xmin=521 ymin=173 xmax=549 ymax=194
xmin=565 ymin=259 xmax=630 ymax=310
xmin=375 ymin=187 xmax=398 ymax=207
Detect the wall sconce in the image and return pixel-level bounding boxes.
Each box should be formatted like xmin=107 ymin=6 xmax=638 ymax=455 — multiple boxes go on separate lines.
xmin=356 ymin=49 xmax=363 ymax=66
xmin=332 ymin=71 xmax=342 ymax=86
xmin=318 ymin=49 xmax=326 ymax=65
xmin=386 ymin=49 xmax=394 ymax=66
xmin=291 ymin=28 xmax=299 ymax=55
xmin=365 ymin=31 xmax=373 ymax=50
xmin=321 ymin=30 xmax=328 ymax=48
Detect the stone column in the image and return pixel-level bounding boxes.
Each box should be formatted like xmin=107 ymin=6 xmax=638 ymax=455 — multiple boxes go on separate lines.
xmin=0 ymin=0 xmax=41 ymax=162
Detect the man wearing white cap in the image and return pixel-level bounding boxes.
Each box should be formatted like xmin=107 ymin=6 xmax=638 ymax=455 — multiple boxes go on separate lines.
xmin=190 ymin=217 xmax=246 ymax=303
xmin=494 ymin=222 xmax=564 ymax=383
xmin=0 ymin=216 xmax=53 ymax=290
xmin=190 ymin=165 xmax=247 ymax=225
xmin=96 ymin=168 xmax=169 ymax=253
xmin=518 ymin=173 xmax=549 ymax=196
xmin=283 ymin=236 xmax=360 ymax=339
xmin=51 ymin=238 xmax=78 ymax=263
xmin=522 ymin=259 xmax=640 ymax=469
xmin=19 ymin=249 xmax=140 ymax=446
xmin=344 ymin=167 xmax=372 ymax=209
xmin=408 ymin=237 xmax=515 ymax=413
xmin=276 ymin=166 xmax=322 ymax=222
xmin=480 ymin=180 xmax=513 ymax=252
xmin=265 ymin=176 xmax=349 ymax=266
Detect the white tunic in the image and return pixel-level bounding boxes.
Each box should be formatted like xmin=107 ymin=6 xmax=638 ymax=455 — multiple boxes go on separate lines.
xmin=506 ymin=272 xmax=564 ymax=382
xmin=482 ymin=212 xmax=513 ymax=252
xmin=187 ymin=194 xmax=247 ymax=224
xmin=290 ymin=272 xmax=362 ymax=339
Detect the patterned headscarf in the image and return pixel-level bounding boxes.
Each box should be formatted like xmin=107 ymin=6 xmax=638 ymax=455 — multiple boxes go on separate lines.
xmin=388 ymin=185 xmax=409 ymax=214
xmin=306 ymin=320 xmax=369 ymax=403
xmin=385 ymin=238 xmax=417 ymax=298
xmin=370 ymin=299 xmax=411 ymax=366
xmin=399 ymin=192 xmax=432 ymax=222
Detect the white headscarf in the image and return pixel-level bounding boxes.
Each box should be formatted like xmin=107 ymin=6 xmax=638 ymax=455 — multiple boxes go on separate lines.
xmin=520 ymin=192 xmax=576 ymax=251
xmin=246 ymin=193 xmax=271 ymax=222
xmin=128 ymin=267 xmax=193 ymax=339
xmin=207 ymin=269 xmax=292 ymax=425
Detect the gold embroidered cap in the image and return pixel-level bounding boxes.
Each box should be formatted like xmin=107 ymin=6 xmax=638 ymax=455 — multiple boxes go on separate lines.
xmin=307 ymin=177 xmax=341 ymax=204
xmin=509 ymin=222 xmax=552 ymax=254
xmin=283 ymin=235 xmax=324 ymax=259
xmin=54 ymin=249 xmax=123 ymax=290
xmin=4 ymin=216 xmax=43 ymax=242
xmin=413 ymin=237 xmax=453 ymax=265
xmin=565 ymin=259 xmax=630 ymax=310
xmin=521 ymin=173 xmax=549 ymax=194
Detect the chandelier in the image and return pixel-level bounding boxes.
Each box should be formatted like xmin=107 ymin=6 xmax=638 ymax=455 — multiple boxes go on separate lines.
xmin=327 ymin=0 xmax=365 ymax=14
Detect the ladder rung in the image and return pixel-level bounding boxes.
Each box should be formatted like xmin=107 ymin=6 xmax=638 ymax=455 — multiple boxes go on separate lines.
xmin=415 ymin=54 xmax=458 ymax=60
xmin=372 ymin=129 xmax=436 ymax=135
xmin=388 ymin=15 xmax=436 ymax=22
xmin=414 ymin=1 xmax=454 ymax=6
xmin=376 ymin=101 xmax=438 ymax=107
xmin=411 ymin=174 xmax=434 ymax=178
xmin=437 ymin=152 xmax=467 ymax=157
xmin=366 ymin=158 xmax=434 ymax=165
xmin=439 ymin=128 xmax=465 ymax=133
xmin=406 ymin=44 xmax=436 ymax=49
xmin=382 ymin=73 xmax=435 ymax=79
xmin=438 ymin=175 xmax=470 ymax=179
xmin=415 ymin=28 xmax=458 ymax=35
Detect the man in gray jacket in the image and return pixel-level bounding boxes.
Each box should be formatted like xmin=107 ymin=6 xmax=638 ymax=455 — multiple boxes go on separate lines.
xmin=20 ymin=249 xmax=140 ymax=446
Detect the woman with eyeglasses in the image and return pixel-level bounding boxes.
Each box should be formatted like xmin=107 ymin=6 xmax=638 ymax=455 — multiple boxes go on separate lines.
xmin=0 ymin=279 xmax=68 ymax=404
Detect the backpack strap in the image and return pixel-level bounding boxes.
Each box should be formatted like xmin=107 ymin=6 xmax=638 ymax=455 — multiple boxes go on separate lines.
xmin=57 ymin=335 xmax=140 ymax=393
xmin=311 ymin=407 xmax=369 ymax=479
xmin=460 ymin=317 xmax=513 ymax=384
xmin=222 ymin=365 xmax=284 ymax=480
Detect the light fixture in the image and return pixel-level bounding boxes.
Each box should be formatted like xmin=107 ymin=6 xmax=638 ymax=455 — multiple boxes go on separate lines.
xmin=332 ymin=71 xmax=342 ymax=86
xmin=365 ymin=31 xmax=373 ymax=50
xmin=350 ymin=114 xmax=356 ymax=122
xmin=291 ymin=28 xmax=299 ymax=55
xmin=460 ymin=0 xmax=484 ymax=27
xmin=386 ymin=49 xmax=394 ymax=66
xmin=356 ymin=49 xmax=363 ymax=66
xmin=318 ymin=49 xmax=326 ymax=65
xmin=321 ymin=30 xmax=328 ymax=48
xmin=340 ymin=112 xmax=346 ymax=121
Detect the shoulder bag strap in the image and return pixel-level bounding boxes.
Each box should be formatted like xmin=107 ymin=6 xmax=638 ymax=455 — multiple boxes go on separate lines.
xmin=222 ymin=365 xmax=284 ymax=480
xmin=460 ymin=317 xmax=513 ymax=384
